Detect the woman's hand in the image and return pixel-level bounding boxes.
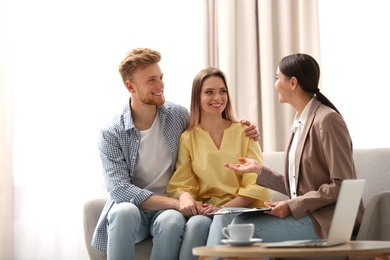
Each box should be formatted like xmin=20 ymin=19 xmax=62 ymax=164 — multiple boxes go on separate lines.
xmin=199 ymin=203 xmax=219 ymax=214
xmin=240 ymin=119 xmax=261 ymax=141
xmin=264 ymin=201 xmax=292 ymax=219
xmin=224 ymin=157 xmax=262 ymax=174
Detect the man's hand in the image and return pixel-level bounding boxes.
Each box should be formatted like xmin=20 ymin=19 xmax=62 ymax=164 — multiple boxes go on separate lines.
xmin=240 ymin=119 xmax=260 ymax=141
xmin=178 ymin=192 xmax=202 ymax=217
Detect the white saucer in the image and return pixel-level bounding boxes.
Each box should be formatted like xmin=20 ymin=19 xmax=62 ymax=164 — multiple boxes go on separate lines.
xmin=221 ymin=238 xmax=263 ymax=246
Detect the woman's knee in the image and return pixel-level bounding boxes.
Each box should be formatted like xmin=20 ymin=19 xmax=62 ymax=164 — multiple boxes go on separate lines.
xmin=210 ymin=215 xmax=233 ymax=230
xmin=186 ymin=215 xmax=212 ymax=232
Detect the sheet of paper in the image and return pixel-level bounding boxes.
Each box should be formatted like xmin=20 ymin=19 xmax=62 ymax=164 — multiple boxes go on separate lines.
xmin=206 ymin=207 xmax=272 ymax=215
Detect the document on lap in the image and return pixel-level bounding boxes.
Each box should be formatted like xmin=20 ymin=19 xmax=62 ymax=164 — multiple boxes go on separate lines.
xmin=206 ymin=207 xmax=272 ymax=215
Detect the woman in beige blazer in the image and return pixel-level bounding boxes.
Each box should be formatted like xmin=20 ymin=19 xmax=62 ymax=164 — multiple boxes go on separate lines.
xmin=222 ymin=53 xmax=364 ymax=242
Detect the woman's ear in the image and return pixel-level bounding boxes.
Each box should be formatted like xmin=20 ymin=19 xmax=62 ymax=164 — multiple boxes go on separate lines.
xmin=290 ymin=77 xmax=298 ymax=90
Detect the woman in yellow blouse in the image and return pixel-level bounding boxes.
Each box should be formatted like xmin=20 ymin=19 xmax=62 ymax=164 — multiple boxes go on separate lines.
xmin=167 ymin=67 xmax=271 ymax=259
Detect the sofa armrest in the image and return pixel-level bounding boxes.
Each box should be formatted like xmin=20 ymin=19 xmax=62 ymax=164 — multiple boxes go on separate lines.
xmin=356 ymin=191 xmax=390 ymax=241
xmin=83 ymin=198 xmax=153 ymax=260
xmin=83 ymin=198 xmax=107 ymax=260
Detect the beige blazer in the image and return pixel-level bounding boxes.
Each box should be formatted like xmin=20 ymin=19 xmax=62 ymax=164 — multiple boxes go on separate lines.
xmin=258 ymin=98 xmax=364 ymax=238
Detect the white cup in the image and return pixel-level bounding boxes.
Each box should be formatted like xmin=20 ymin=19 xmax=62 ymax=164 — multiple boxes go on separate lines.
xmin=222 ymin=223 xmax=254 ymax=241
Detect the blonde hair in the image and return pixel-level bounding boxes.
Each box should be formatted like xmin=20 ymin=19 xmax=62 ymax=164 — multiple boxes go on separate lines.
xmin=188 ymin=67 xmax=238 ymax=129
xmin=118 ymin=48 xmax=161 ymax=85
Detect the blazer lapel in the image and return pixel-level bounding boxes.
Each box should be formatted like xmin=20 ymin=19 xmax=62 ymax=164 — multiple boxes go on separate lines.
xmin=294 ymin=99 xmax=322 ymax=190
xmin=284 ymin=130 xmax=295 ymax=194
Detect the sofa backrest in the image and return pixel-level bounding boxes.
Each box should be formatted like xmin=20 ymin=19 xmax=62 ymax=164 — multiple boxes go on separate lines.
xmin=263 ymin=148 xmax=390 ymax=206
xmin=262 ymin=152 xmax=289 ymax=202
xmin=353 ymin=148 xmax=390 ymax=205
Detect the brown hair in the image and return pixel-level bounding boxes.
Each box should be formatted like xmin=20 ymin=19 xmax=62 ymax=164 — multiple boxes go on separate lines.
xmin=118 ymin=48 xmax=161 ymax=85
xmin=279 ymin=53 xmax=341 ymax=115
xmin=188 ymin=67 xmax=238 ymax=129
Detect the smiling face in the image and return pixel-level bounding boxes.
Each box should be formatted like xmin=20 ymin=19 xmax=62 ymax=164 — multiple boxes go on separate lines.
xmin=200 ymin=76 xmax=228 ymax=116
xmin=127 ymin=63 xmax=165 ymax=106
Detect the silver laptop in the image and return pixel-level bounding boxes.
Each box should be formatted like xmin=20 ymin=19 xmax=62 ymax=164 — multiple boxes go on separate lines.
xmin=262 ymin=179 xmax=365 ymax=248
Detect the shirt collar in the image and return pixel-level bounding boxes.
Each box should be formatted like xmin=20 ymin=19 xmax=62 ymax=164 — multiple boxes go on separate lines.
xmin=292 ymin=97 xmax=315 ymax=133
xmin=124 ymin=98 xmax=171 ymax=131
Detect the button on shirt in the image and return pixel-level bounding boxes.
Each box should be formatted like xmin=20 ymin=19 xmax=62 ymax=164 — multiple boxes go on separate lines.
xmin=288 ymin=98 xmax=315 ymax=198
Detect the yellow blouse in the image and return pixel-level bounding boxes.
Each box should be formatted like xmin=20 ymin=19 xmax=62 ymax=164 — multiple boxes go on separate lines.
xmin=167 ymin=122 xmax=271 ymax=208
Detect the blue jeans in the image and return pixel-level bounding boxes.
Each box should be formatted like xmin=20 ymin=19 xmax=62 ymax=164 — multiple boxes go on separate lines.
xmin=208 ymin=210 xmax=320 ymax=244
xmin=207 ymin=208 xmax=240 ymax=246
xmin=107 ymin=202 xmax=210 ymax=260
xmin=232 ymin=211 xmax=320 ymax=242
xmin=181 ymin=215 xmax=212 ymax=260
xmin=107 ymin=202 xmax=185 ymax=260
xmin=207 ymin=210 xmax=321 ymax=260
xmin=234 ymin=212 xmax=323 ymax=260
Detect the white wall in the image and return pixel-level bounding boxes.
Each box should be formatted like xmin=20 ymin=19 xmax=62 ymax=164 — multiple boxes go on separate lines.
xmin=318 ymin=0 xmax=390 ymax=149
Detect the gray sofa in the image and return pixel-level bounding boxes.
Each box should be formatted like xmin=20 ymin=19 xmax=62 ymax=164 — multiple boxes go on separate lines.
xmin=83 ymin=148 xmax=390 ymax=260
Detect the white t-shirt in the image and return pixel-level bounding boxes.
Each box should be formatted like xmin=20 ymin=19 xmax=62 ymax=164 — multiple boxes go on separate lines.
xmin=132 ymin=111 xmax=171 ymax=196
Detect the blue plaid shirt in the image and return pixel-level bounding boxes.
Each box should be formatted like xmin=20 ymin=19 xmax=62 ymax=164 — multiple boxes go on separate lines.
xmin=92 ymin=100 xmax=189 ymax=251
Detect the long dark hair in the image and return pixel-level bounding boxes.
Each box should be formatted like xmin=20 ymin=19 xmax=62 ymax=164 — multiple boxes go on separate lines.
xmin=279 ymin=53 xmax=341 ymax=115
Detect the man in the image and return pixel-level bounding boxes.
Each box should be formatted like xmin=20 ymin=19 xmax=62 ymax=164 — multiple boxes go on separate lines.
xmin=91 ymin=48 xmax=259 ymax=260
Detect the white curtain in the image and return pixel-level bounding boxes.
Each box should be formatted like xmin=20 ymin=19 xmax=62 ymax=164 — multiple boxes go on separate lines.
xmin=0 ymin=0 xmax=14 ymax=258
xmin=204 ymin=0 xmax=320 ymax=152
xmin=258 ymin=0 xmax=320 ymax=151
